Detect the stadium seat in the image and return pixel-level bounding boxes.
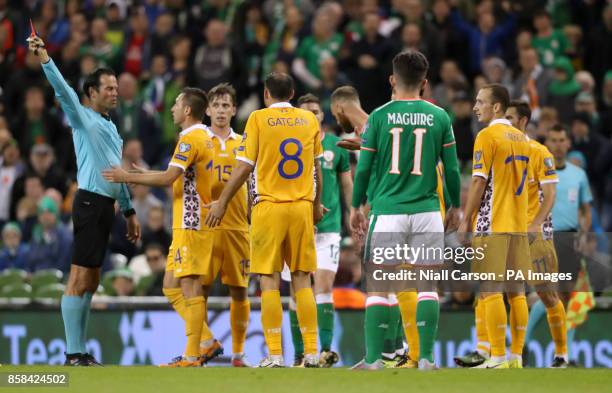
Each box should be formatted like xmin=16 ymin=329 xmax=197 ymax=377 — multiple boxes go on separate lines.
xmin=1 ymin=282 xmax=32 ymax=298
xmin=33 ymin=283 xmax=66 ymax=300
xmin=30 ymin=269 xmax=63 ymax=290
xmin=0 ymin=268 xmax=28 ymax=289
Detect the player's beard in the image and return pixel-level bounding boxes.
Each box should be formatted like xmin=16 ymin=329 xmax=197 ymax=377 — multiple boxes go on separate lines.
xmin=338 ymin=115 xmax=354 ymax=133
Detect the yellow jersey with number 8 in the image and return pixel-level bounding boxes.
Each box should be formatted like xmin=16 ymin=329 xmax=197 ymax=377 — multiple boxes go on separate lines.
xmin=236 ymin=102 xmax=322 ymax=204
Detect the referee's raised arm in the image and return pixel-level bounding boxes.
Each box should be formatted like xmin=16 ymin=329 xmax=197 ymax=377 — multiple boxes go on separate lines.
xmin=28 ymin=36 xmax=88 ymax=129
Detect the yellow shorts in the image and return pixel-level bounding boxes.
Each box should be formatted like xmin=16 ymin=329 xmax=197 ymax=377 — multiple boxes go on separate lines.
xmin=166 ymin=229 xmax=214 ymax=278
xmin=250 ymin=200 xmax=316 ymax=275
xmin=471 ymin=233 xmax=530 ymax=281
xmin=528 ymin=236 xmax=559 ymax=285
xmin=200 ymin=229 xmax=250 ymax=288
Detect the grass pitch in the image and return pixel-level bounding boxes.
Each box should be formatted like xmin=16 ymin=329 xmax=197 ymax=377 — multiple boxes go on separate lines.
xmin=0 ymin=366 xmax=609 ymax=393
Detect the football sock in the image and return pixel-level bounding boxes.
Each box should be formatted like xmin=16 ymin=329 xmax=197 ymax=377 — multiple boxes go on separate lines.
xmin=61 ymin=295 xmax=84 ymax=354
xmin=296 ymin=288 xmax=318 ymax=355
xmin=200 ymin=298 xmax=214 ymax=345
xmin=163 ymin=288 xmax=187 ymax=320
xmin=509 ymin=295 xmax=528 ymax=355
xmin=475 ymin=298 xmax=490 ymax=356
xmin=230 ymin=299 xmax=250 ymax=355
xmin=394 ymin=318 xmax=405 ymax=355
xmin=383 ymin=296 xmax=400 ymax=356
xmin=364 ymin=296 xmax=389 ymax=364
xmin=184 ymin=296 xmax=205 ymax=358
xmin=397 ymin=290 xmax=419 ymax=361
xmin=484 ymin=294 xmax=507 ymax=358
xmin=261 ymin=290 xmax=283 ymax=356
xmin=315 ymin=293 xmax=334 ymax=352
xmin=80 ymin=292 xmax=93 ymax=353
xmin=525 ymin=299 xmax=546 ymax=344
xmin=289 ymin=306 xmax=304 ymax=357
xmin=567 ymin=328 xmax=576 ymax=361
xmin=416 ymin=292 xmax=439 ymax=363
xmin=546 ymin=301 xmax=568 ymax=358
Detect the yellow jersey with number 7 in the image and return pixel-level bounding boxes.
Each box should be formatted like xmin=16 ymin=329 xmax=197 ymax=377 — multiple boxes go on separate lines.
xmin=471 ymin=118 xmax=531 ymax=234
xmin=236 ymin=102 xmax=322 ymax=204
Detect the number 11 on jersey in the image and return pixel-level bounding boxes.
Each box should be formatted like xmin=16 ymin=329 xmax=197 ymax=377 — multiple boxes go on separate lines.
xmin=389 ymin=127 xmax=427 ymax=175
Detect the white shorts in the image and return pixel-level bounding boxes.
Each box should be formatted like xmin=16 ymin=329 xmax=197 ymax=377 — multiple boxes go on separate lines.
xmin=366 ymin=212 xmax=445 ymax=266
xmin=281 ymin=232 xmax=341 ymax=281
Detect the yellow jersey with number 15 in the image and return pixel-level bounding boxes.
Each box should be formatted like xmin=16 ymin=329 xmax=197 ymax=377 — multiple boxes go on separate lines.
xmin=205 ymin=128 xmax=249 ymax=232
xmin=236 ymin=102 xmax=322 ymax=204
xmin=471 ymin=118 xmax=531 ymax=234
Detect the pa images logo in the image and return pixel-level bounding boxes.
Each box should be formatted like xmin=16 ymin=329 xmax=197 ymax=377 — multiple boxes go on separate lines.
xmin=179 ymin=143 xmax=191 ymax=153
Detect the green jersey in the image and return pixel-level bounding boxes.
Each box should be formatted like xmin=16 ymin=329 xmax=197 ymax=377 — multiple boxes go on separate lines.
xmin=317 ymin=133 xmax=350 ymax=233
xmin=352 ymin=99 xmax=461 ymax=215
xmin=296 ymin=33 xmax=343 ymax=79
xmin=532 ymin=30 xmax=568 ymax=67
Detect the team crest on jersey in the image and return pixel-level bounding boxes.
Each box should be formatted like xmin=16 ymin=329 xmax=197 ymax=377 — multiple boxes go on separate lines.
xmin=206 ymin=140 xmax=214 ymax=149
xmin=474 ymin=150 xmax=482 ymax=162
xmin=323 ymin=150 xmax=335 ymax=169
xmin=179 ymin=143 xmax=191 ymax=153
xmin=544 ymin=157 xmax=554 ymax=169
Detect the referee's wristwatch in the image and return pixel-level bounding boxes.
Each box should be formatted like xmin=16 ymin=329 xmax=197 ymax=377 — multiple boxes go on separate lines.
xmin=123 ymin=208 xmax=136 ymax=218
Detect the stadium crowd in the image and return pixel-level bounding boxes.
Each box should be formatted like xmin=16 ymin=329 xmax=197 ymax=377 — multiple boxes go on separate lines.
xmin=0 ymin=0 xmax=611 ymax=298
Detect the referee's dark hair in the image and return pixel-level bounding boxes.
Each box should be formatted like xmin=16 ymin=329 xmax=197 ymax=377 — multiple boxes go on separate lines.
xmin=297 ymin=93 xmax=320 ymax=107
xmin=264 ymin=72 xmax=294 ymax=101
xmin=83 ymin=68 xmax=116 ymax=98
xmin=482 ymin=83 xmax=510 ymax=112
xmin=181 ymin=87 xmax=208 ymax=121
xmin=549 ymin=123 xmax=570 ymax=138
xmin=508 ymin=100 xmax=532 ymax=123
xmin=393 ymin=50 xmax=429 ymax=89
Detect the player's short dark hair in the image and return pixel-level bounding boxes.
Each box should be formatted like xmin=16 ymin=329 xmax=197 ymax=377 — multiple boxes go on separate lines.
xmin=331 ymin=86 xmax=360 ymax=104
xmin=83 ymin=68 xmax=116 ymax=98
xmin=549 ymin=123 xmax=569 ymax=138
xmin=264 ymin=72 xmax=294 ymax=101
xmin=181 ymin=87 xmax=208 ymax=121
xmin=508 ymin=100 xmax=532 ymax=122
xmin=297 ymin=93 xmax=320 ymax=107
xmin=208 ymin=83 xmax=237 ymax=106
xmin=392 ymin=50 xmax=429 ymax=89
xmin=481 ymin=83 xmax=510 ymax=112
xmin=534 ymin=9 xmax=551 ymax=20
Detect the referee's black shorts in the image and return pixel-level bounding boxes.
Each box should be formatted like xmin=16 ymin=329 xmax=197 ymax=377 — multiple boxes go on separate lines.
xmin=72 ymin=189 xmax=115 ymax=268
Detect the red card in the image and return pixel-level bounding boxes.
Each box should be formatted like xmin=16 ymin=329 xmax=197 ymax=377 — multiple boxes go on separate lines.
xmin=29 ymin=18 xmax=37 ymax=37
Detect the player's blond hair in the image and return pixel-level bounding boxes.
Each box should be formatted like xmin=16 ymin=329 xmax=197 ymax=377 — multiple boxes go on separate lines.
xmin=331 ymin=86 xmax=360 ymax=105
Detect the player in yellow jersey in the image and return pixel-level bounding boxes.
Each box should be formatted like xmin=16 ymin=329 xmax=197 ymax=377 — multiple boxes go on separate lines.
xmin=103 ymin=88 xmax=217 ymax=367
xmin=201 ymin=83 xmax=251 ymax=367
xmin=506 ymin=101 xmax=568 ymax=368
xmin=205 ymin=73 xmax=325 ymax=368
xmin=458 ymin=84 xmax=531 ymax=369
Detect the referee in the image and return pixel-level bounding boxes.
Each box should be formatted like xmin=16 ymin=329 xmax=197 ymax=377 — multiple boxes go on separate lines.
xmin=28 ymin=36 xmax=141 ymax=366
